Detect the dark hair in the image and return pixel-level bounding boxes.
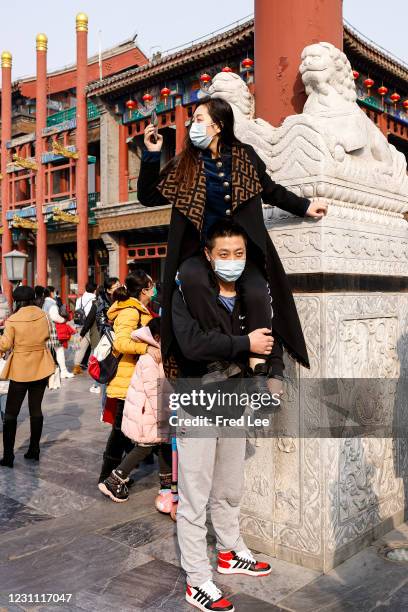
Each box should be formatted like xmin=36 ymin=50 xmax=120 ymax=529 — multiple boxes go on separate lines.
xmin=43 ymin=287 xmax=51 ymax=298
xmin=34 ymin=285 xmax=45 ymax=308
xmin=34 ymin=285 xmax=45 ymax=298
xmin=104 ymin=277 xmax=119 ymax=291
xmin=85 ymin=282 xmax=97 ymax=293
xmin=95 ymin=285 xmax=104 ymax=298
xmin=46 ymin=285 xmax=55 ymax=294
xmin=147 ymin=316 xmax=161 ymax=339
xmin=171 ymin=97 xmax=239 ymax=188
xmin=205 ymin=219 xmax=247 ymax=251
xmin=13 ymin=285 xmax=36 ymax=313
xmin=114 ymin=270 xmax=152 ymax=302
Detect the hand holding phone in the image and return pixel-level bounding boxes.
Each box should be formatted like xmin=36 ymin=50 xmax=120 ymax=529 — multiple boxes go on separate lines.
xmin=144 ymin=122 xmax=163 ymax=152
xmin=150 ymin=110 xmax=158 ymax=144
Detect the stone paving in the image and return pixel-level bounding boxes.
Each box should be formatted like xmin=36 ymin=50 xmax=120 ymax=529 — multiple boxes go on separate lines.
xmin=1 ymin=373 xmax=408 ymax=611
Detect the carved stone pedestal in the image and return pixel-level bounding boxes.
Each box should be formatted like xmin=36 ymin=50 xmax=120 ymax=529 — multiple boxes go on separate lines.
xmin=240 ymin=212 xmax=408 ymax=571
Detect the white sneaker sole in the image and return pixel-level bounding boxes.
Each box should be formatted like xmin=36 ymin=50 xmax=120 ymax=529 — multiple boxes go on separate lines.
xmin=98 ymin=482 xmax=128 ymax=503
xmin=217 ymin=565 xmax=271 ymax=577
xmin=186 ymin=593 xmax=234 ymax=612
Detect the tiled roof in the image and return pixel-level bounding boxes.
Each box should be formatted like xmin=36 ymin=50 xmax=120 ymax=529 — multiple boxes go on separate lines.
xmin=87 ymin=19 xmax=254 ymax=96
xmin=343 ymin=24 xmax=408 ymax=84
xmin=87 ymin=19 xmax=408 ymax=98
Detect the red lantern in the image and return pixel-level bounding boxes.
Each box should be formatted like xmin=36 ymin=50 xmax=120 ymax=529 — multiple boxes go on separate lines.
xmin=160 ymin=87 xmax=171 ymax=98
xmin=378 ymin=86 xmax=388 ymax=96
xmin=364 ymin=77 xmax=374 ymax=92
xmin=200 ymin=73 xmax=211 ymax=84
xmin=222 ymin=66 xmax=233 ymax=73
xmin=242 ymin=57 xmax=254 ymax=70
xmin=403 ymin=100 xmax=408 ymax=112
xmin=390 ymin=92 xmax=401 ymax=104
xmin=142 ymin=93 xmax=153 ymax=103
xmin=125 ymin=99 xmax=137 ymax=111
xmin=352 ymin=70 xmax=360 ymax=80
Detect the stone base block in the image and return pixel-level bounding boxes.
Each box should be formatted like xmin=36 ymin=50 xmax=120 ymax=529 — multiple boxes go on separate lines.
xmin=241 ymin=292 xmax=408 ymax=571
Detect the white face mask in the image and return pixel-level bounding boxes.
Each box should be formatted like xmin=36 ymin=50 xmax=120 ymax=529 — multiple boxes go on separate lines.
xmin=189 ymin=121 xmax=214 ymax=149
xmin=213 ymin=259 xmax=246 ymax=282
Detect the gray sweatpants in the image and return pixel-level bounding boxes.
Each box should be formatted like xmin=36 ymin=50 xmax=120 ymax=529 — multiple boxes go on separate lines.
xmin=176 ymin=435 xmax=247 ymax=586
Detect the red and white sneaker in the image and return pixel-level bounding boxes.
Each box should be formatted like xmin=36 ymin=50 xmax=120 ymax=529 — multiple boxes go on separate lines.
xmin=217 ymin=549 xmax=271 ymax=577
xmin=186 ymin=579 xmax=234 ymax=611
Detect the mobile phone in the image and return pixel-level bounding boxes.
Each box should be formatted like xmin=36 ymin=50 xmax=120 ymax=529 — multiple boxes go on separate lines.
xmin=150 ymin=109 xmax=158 ymax=144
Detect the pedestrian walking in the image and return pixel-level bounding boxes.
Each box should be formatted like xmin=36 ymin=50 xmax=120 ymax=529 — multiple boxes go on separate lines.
xmin=43 ymin=286 xmax=74 ymax=378
xmin=0 ymin=286 xmax=55 ymax=468
xmin=73 ymin=282 xmax=97 ymax=375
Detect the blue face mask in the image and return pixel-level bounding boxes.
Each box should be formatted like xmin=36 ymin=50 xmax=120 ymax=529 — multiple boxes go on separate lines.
xmin=213 ymin=259 xmax=246 ymax=283
xmin=189 ymin=121 xmax=214 ymax=149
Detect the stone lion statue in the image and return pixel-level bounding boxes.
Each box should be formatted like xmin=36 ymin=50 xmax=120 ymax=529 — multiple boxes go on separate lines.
xmin=209 ymin=42 xmax=408 ymax=201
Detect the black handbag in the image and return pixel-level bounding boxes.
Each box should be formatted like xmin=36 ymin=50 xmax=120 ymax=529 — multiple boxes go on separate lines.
xmin=97 ymin=332 xmax=123 ymax=385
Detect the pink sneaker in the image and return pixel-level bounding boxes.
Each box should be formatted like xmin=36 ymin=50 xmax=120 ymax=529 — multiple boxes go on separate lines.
xmin=155 ymin=489 xmax=174 ymax=514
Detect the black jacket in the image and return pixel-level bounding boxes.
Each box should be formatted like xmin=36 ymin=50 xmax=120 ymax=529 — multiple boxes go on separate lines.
xmin=138 ymin=142 xmax=310 ymax=377
xmin=172 ymin=287 xmax=249 ymax=378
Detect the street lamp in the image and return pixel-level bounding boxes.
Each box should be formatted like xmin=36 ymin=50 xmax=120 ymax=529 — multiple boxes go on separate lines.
xmin=3 ymin=250 xmax=28 ymax=286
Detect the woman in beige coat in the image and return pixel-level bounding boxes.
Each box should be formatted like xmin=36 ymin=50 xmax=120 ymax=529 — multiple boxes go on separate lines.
xmin=0 ymin=286 xmax=55 ymax=468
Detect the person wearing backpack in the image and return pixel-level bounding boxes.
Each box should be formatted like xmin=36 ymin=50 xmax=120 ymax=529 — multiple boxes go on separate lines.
xmin=97 ymin=270 xmax=157 ymax=485
xmin=43 ymin=287 xmax=74 ymax=379
xmin=73 ymin=282 xmax=97 ymax=375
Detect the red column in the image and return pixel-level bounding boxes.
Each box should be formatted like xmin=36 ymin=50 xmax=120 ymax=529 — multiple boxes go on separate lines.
xmin=35 ymin=34 xmax=48 ymax=285
xmin=1 ymin=51 xmax=13 ymax=303
xmin=175 ymin=98 xmax=187 ymax=154
xmin=75 ymin=12 xmax=89 ymax=294
xmin=254 ymin=0 xmax=343 ymax=125
xmin=119 ymin=235 xmax=128 ymax=283
xmin=118 ymin=123 xmax=128 ymax=202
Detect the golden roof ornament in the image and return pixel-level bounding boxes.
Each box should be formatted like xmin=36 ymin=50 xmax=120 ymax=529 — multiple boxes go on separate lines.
xmin=1 ymin=51 xmax=12 ymax=68
xmin=52 ymin=141 xmax=79 ymax=159
xmin=12 ymin=154 xmax=38 ymax=171
xmin=52 ymin=207 xmax=79 ymax=224
xmin=36 ymin=33 xmax=48 ymax=52
xmin=12 ymin=215 xmax=38 ymax=230
xmin=76 ymin=12 xmax=88 ymax=32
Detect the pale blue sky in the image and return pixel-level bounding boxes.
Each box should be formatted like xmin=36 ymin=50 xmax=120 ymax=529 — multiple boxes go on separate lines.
xmin=0 ymin=0 xmax=406 ymax=82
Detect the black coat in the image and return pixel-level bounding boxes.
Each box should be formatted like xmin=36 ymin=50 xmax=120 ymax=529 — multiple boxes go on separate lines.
xmin=137 ymin=142 xmax=311 ymax=377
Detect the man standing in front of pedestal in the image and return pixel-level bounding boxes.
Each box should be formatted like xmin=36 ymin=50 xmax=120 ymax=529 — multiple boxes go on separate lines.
xmin=172 ymin=220 xmax=281 ymax=612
